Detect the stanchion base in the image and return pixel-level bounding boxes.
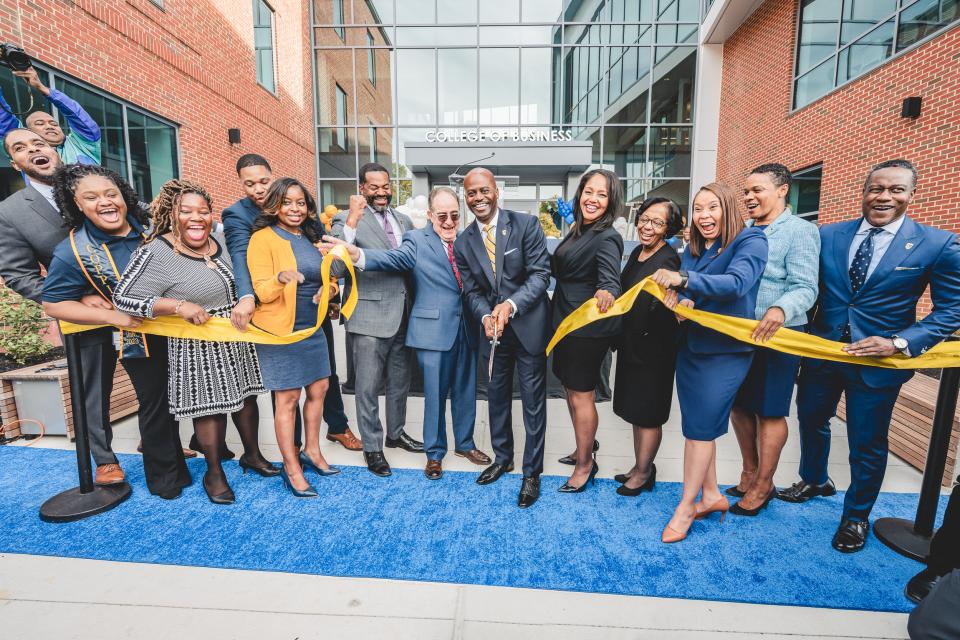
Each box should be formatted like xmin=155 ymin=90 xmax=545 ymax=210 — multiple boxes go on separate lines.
xmin=874 ymin=517 xmax=935 ymax=562
xmin=39 ymin=483 xmax=132 ymax=523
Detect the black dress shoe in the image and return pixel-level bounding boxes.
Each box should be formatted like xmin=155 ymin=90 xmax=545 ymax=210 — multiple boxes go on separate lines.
xmin=616 ymin=464 xmax=656 ymax=497
xmin=518 ymin=476 xmax=540 ymax=508
xmin=906 ymin=567 xmax=944 ymax=604
xmin=364 ymin=451 xmax=392 ymax=477
xmin=157 ymin=487 xmax=182 ymax=500
xmin=832 ymin=518 xmax=869 ymax=553
xmin=385 ymin=431 xmax=425 ymax=453
xmin=189 ymin=434 xmax=236 ymax=461
xmin=777 ymin=478 xmax=837 ymax=503
xmin=476 ymin=462 xmax=514 ymax=485
xmin=558 ymin=439 xmax=599 ymax=465
xmin=724 ymin=485 xmax=746 ymax=498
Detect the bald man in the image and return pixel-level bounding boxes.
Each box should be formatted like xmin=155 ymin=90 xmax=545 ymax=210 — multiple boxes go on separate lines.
xmin=0 ymin=66 xmax=101 ymax=166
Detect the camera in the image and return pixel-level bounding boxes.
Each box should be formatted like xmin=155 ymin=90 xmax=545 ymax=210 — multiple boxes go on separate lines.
xmin=0 ymin=43 xmax=32 ymax=72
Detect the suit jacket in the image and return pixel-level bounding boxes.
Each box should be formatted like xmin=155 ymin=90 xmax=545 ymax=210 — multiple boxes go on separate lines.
xmin=363 ymin=225 xmax=473 ymax=352
xmin=550 ymin=225 xmax=624 ymax=337
xmin=221 ymin=197 xmax=262 ymax=300
xmin=811 ymin=215 xmax=960 ymax=387
xmin=454 ymin=209 xmax=551 ymax=356
xmin=331 ymin=207 xmax=414 ymax=338
xmin=0 ymin=185 xmax=67 ymax=302
xmin=679 ymin=227 xmax=768 ymax=355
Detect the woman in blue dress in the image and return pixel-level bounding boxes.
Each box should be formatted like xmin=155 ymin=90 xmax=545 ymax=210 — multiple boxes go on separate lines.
xmin=651 ymin=182 xmax=768 ymax=543
xmin=248 ymin=178 xmax=338 ymax=498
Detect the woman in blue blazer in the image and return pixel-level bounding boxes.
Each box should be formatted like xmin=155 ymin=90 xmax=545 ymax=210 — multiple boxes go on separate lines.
xmin=652 ymin=182 xmax=768 ymax=543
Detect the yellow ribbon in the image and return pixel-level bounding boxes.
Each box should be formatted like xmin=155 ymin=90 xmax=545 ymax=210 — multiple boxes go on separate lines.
xmin=59 ymin=245 xmax=358 ymax=345
xmin=546 ymin=277 xmax=960 ymax=370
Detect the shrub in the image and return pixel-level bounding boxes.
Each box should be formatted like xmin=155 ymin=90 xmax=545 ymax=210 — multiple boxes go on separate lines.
xmin=0 ymin=285 xmax=53 ymax=364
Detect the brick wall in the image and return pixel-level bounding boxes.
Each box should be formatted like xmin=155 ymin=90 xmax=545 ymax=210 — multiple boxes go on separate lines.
xmin=0 ymin=0 xmax=317 ymax=213
xmin=717 ymin=0 xmax=960 ymax=316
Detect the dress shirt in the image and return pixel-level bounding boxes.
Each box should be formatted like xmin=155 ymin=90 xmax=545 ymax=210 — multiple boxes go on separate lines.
xmin=31 ymin=181 xmax=58 ymax=211
xmin=847 ymin=215 xmax=906 ymax=281
xmin=473 ymin=208 xmax=517 ymax=318
xmin=343 ymin=205 xmax=403 ymax=245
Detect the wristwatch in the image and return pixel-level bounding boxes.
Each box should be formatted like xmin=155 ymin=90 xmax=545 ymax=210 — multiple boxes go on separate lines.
xmin=891 ymin=335 xmax=908 ymax=353
xmin=674 ymin=270 xmax=689 ymax=290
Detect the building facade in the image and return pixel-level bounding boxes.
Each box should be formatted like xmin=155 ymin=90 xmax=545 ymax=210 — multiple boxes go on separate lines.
xmin=0 ymin=0 xmax=317 ymax=210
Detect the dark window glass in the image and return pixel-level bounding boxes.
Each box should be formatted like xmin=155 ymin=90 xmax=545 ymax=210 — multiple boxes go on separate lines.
xmin=793 ymin=57 xmax=834 ymax=107
xmin=897 ymin=0 xmax=960 ymax=50
xmin=790 ymin=165 xmax=822 ymax=222
xmin=335 ymin=84 xmax=349 ymax=150
xmin=126 ymin=109 xmax=178 ymax=201
xmin=796 ymin=0 xmax=841 ymax=76
xmin=55 ymin=77 xmax=128 ymax=181
xmin=648 ymin=126 xmax=691 ymax=178
xmin=603 ymin=126 xmax=648 ymax=181
xmin=318 ymin=127 xmax=356 ymax=177
xmin=650 ymin=47 xmax=695 ymax=123
xmin=319 ymin=180 xmax=357 ymax=210
xmin=253 ymin=0 xmax=276 ymax=92
xmin=840 ymin=0 xmax=896 ymax=45
xmin=837 ymin=19 xmax=894 ymax=85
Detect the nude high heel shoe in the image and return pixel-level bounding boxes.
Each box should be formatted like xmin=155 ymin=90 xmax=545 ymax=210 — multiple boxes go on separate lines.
xmin=694 ymin=496 xmax=730 ymax=523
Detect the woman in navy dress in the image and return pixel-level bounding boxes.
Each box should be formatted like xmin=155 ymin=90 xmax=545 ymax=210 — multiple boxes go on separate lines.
xmin=248 ymin=178 xmax=337 ymax=498
xmin=651 ymin=182 xmax=768 ymax=542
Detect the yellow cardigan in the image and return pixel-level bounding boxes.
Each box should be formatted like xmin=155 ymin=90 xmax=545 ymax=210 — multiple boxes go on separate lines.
xmin=247 ymin=227 xmax=303 ymax=336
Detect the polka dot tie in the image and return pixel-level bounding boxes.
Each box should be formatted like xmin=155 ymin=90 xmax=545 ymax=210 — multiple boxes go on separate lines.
xmin=849 ymin=227 xmax=882 ymax=294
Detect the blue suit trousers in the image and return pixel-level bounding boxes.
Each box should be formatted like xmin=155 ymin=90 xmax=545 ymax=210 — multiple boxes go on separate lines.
xmin=416 ymin=322 xmax=478 ymax=461
xmin=796 ymin=359 xmax=901 ymax=520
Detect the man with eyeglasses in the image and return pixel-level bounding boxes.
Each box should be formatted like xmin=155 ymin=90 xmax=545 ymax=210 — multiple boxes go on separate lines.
xmin=331 ymin=162 xmax=424 ymax=477
xmin=324 ymin=186 xmax=491 ymax=480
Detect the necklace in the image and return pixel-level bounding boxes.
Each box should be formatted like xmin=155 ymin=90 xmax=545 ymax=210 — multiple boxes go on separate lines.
xmin=177 ymin=237 xmax=217 ymax=269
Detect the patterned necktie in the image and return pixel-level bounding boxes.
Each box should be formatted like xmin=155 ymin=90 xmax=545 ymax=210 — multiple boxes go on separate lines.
xmin=446 ymin=242 xmax=462 ymax=290
xmin=849 ymin=227 xmax=882 ymax=293
xmin=482 ymin=223 xmax=496 ymax=274
xmin=378 ymin=211 xmax=398 ymax=249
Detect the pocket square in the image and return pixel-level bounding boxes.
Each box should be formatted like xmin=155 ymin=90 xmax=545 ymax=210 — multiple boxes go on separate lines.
xmin=503 ymin=248 xmax=518 ymax=256
xmin=894 ymin=266 xmax=920 ymax=271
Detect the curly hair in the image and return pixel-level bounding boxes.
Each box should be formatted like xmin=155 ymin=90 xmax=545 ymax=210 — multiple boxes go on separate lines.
xmin=251 ymin=178 xmax=321 ymax=243
xmin=52 ymin=164 xmax=148 ymax=230
xmin=145 ymin=179 xmax=214 ymax=245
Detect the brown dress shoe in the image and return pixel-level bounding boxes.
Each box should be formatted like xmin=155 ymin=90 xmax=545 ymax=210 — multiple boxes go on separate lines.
xmin=455 ymin=449 xmax=492 ymax=465
xmin=95 ymin=463 xmax=126 ymax=486
xmin=425 ymin=459 xmax=443 ymax=480
xmin=327 ymin=427 xmax=363 ymax=451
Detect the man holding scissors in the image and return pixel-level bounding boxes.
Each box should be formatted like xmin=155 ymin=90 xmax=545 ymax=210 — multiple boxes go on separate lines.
xmin=454 ymin=168 xmax=551 ymax=508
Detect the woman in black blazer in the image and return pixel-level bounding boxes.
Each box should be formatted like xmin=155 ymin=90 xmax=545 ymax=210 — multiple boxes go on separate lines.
xmin=551 ymin=169 xmax=624 ymax=493
xmin=613 ymin=197 xmax=684 ymax=496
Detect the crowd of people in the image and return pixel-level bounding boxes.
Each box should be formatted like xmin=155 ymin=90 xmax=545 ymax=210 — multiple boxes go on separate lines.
xmin=0 ymin=65 xmax=959 ymax=623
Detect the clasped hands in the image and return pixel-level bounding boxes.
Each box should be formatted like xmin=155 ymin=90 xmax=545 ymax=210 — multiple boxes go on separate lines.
xmin=483 ymin=303 xmax=513 ymax=339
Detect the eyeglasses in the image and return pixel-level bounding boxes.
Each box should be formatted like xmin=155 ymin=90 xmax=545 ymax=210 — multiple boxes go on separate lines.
xmin=434 ymin=212 xmax=460 ymax=223
xmin=637 ymin=216 xmax=666 ymax=230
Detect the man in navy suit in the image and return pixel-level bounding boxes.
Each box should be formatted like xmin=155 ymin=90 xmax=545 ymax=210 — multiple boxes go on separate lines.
xmin=323 ymin=187 xmax=492 ymax=479
xmin=454 ymin=168 xmax=551 ymax=508
xmin=780 ymin=159 xmax=960 ymax=553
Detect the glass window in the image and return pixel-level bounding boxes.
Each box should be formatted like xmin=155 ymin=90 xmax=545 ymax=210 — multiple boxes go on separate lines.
xmin=318 ymin=126 xmax=356 ymax=177
xmin=437 ymin=0 xmax=476 ymax=23
xmin=367 ymin=0 xmax=394 ymax=24
xmin=650 ymin=47 xmax=695 ymax=123
xmin=397 ymin=49 xmax=436 ymax=125
xmin=649 ymin=126 xmax=691 ymax=177
xmin=793 ymin=57 xmax=834 ymax=108
xmin=253 ymin=0 xmax=276 ymax=92
xmin=479 ymin=25 xmax=553 ymax=45
xmin=397 ymin=0 xmax=435 ymax=24
xmin=840 ymin=0 xmax=896 ymax=45
xmin=126 ymin=109 xmax=178 ymax=201
xmin=790 ymin=165 xmax=822 ymax=222
xmin=520 ymin=48 xmax=553 ymax=125
xmin=395 ymin=26 xmax=477 ymax=46
xmin=522 ymin=0 xmax=562 ymax=22
xmin=603 ymin=126 xmax=648 ymax=181
xmin=354 ymin=49 xmax=392 ymax=125
xmin=366 ymin=32 xmax=376 ymax=84
xmin=332 ymin=0 xmax=345 ymax=37
xmin=480 ymin=48 xmax=519 ymax=125
xmin=335 ymin=84 xmax=349 ymax=149
xmin=656 ymin=0 xmax=698 ymax=22
xmin=54 ymin=77 xmax=129 ymax=185
xmin=479 ymin=0 xmax=520 ymax=23
xmin=795 ymin=0 xmax=841 ymax=76
xmin=898 ymin=0 xmax=960 ymax=51
xmin=315 ymin=49 xmax=354 ymax=125
xmin=319 ymin=180 xmax=357 ymax=210
xmin=837 ymin=19 xmax=894 ymax=85
xmin=358 ymin=126 xmax=394 ymax=169
xmin=438 ymin=49 xmax=477 ymax=126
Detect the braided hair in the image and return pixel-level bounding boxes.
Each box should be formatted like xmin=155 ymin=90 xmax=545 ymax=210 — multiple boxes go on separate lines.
xmin=52 ymin=163 xmax=147 ymax=230
xmin=251 ymin=177 xmax=321 ymax=243
xmin=145 ymin=179 xmax=214 ymax=245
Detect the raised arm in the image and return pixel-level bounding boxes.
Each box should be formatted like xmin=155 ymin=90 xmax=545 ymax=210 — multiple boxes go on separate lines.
xmin=0 ymin=89 xmax=20 ymax=136
xmin=685 ymin=232 xmax=768 ymax=302
xmin=47 ymin=89 xmax=100 ymax=143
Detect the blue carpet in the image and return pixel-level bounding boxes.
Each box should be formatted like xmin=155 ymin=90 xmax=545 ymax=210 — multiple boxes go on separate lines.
xmin=0 ymin=446 xmax=941 ymax=613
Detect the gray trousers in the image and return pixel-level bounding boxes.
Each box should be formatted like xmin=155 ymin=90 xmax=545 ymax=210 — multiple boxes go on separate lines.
xmin=351 ymin=322 xmax=411 ymax=452
xmin=75 ymin=328 xmax=119 ymax=466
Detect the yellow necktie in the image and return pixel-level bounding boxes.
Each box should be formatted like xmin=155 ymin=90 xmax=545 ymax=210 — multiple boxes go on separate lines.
xmin=483 ymin=223 xmax=496 ymax=274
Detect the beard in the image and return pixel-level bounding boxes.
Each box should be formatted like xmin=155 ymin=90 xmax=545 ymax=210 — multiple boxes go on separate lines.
xmin=19 ymin=160 xmax=58 ymax=184
xmin=365 ymin=192 xmax=392 ymax=212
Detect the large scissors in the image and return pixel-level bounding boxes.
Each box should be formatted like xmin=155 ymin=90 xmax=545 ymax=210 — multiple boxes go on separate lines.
xmin=487 ymin=316 xmax=500 ymax=380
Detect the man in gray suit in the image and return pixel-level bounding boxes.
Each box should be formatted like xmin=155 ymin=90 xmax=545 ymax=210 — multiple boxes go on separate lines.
xmin=331 ymin=162 xmax=423 ymax=477
xmin=0 ymin=129 xmax=125 ymax=485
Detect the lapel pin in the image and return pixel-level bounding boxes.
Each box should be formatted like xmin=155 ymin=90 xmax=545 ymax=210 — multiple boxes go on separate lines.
xmin=905 ymin=242 xmax=914 ymax=250
xmin=501 ymin=229 xmax=507 ymax=236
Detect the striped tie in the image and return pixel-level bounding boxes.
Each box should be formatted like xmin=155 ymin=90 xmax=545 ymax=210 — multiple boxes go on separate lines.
xmin=483 ymin=223 xmax=497 ymax=274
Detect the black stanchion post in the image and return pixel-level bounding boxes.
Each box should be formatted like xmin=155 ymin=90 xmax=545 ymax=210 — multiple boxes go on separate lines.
xmin=39 ymin=333 xmax=131 ymax=523
xmin=875 ymin=347 xmax=959 ymax=561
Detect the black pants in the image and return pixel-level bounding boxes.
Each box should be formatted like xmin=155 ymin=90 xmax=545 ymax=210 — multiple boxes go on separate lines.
xmin=928 ymin=477 xmax=960 ymax=574
xmin=121 ymin=335 xmax=191 ymax=495
xmin=75 ymin=328 xmax=118 ymax=466
xmin=291 ymin=317 xmax=348 ymax=446
xmin=486 ymin=326 xmax=547 ymax=477
xmin=908 ymin=569 xmax=960 ymax=640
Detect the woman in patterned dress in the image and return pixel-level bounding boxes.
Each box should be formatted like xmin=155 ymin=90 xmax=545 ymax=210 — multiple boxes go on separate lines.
xmin=114 ymin=180 xmax=275 ymax=505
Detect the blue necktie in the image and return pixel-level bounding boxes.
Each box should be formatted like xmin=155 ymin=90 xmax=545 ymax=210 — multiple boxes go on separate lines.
xmin=849 ymin=227 xmax=882 ymax=293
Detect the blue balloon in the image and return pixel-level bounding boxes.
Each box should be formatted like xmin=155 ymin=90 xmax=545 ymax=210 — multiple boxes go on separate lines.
xmin=557 ymin=197 xmax=575 ymax=224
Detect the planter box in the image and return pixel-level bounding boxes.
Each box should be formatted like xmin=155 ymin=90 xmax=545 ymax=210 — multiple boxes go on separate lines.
xmin=837 ymin=374 xmax=959 ymax=487
xmin=0 ymin=358 xmax=139 ymax=440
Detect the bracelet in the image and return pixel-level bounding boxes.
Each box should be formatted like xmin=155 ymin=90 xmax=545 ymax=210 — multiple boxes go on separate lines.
xmin=174 ymin=299 xmax=185 ymax=315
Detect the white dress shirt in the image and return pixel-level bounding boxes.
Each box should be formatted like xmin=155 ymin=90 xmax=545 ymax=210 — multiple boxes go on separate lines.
xmin=344 ymin=205 xmax=403 ymax=246
xmin=847 ymin=215 xmax=906 ymax=281
xmin=473 ymin=208 xmax=517 ymax=318
xmin=31 ymin=181 xmax=58 ymax=211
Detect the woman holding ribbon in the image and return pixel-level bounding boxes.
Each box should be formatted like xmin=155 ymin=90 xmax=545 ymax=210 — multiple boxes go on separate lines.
xmin=651 ymin=182 xmax=767 ymax=542
xmin=550 ymin=169 xmax=624 ymax=493
xmin=114 ymin=179 xmax=274 ymax=505
xmin=42 ymin=164 xmax=191 ymax=499
xmin=612 ymin=197 xmax=684 ymax=497
xmin=247 ymin=178 xmax=337 ymax=498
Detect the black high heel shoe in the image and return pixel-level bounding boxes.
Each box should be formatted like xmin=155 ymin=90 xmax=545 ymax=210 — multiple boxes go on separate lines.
xmin=239 ymin=455 xmax=280 ymax=477
xmin=558 ymin=461 xmax=599 ymax=493
xmin=730 ymin=487 xmax=778 ymax=516
xmin=203 ymin=476 xmax=235 ymax=505
xmin=616 ymin=464 xmax=656 ymax=496
xmin=299 ymin=451 xmax=341 ymax=476
xmin=558 ymin=439 xmax=599 ymax=465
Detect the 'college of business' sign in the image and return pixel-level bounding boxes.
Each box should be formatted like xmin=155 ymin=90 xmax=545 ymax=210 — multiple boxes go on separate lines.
xmin=425 ymin=129 xmax=575 ymax=143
